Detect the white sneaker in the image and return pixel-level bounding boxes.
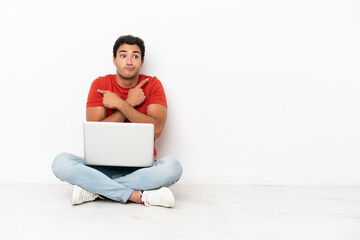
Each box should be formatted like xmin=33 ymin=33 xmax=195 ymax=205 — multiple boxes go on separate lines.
xmin=141 ymin=187 xmax=175 ymax=208
xmin=71 ymin=185 xmax=99 ymax=205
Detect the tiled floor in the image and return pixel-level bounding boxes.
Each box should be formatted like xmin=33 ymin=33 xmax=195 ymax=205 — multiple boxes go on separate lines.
xmin=0 ymin=184 xmax=359 ymax=240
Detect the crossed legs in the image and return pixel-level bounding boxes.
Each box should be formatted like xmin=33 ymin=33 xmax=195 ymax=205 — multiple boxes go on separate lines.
xmin=52 ymin=152 xmax=182 ymax=203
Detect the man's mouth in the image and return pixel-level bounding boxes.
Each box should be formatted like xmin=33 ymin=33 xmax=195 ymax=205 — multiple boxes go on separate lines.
xmin=125 ymin=67 xmax=135 ymax=71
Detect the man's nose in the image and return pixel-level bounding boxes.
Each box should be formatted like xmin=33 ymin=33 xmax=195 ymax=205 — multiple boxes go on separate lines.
xmin=126 ymin=56 xmax=133 ymax=65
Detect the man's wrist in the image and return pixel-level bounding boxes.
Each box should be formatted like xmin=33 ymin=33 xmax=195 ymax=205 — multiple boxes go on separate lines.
xmin=125 ymin=99 xmax=134 ymax=108
xmin=115 ymin=98 xmax=125 ymax=110
xmin=116 ymin=98 xmax=132 ymax=111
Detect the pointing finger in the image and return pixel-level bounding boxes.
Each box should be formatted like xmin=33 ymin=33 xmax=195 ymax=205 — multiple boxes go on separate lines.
xmin=136 ymin=78 xmax=149 ymax=89
xmin=97 ymin=89 xmax=108 ymax=94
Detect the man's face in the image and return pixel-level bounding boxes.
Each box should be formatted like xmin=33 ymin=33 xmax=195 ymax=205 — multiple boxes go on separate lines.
xmin=113 ymin=44 xmax=144 ymax=80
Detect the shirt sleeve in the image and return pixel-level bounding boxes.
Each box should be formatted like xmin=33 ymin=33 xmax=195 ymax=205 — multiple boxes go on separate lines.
xmin=86 ymin=77 xmax=105 ymax=108
xmin=148 ymin=77 xmax=168 ymax=107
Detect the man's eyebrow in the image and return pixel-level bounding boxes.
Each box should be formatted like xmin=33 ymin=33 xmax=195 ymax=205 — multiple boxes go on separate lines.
xmin=118 ymin=50 xmax=140 ymax=54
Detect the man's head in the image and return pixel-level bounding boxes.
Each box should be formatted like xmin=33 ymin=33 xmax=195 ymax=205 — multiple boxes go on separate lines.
xmin=113 ymin=35 xmax=146 ymax=81
xmin=113 ymin=35 xmax=145 ymax=60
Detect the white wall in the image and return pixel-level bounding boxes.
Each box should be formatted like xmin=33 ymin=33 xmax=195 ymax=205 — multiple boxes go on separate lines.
xmin=1 ymin=0 xmax=359 ymax=185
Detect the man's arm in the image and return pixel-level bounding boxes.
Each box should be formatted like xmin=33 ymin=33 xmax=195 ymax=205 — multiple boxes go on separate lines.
xmin=86 ymin=107 xmax=126 ymax=122
xmin=86 ymin=78 xmax=149 ymax=122
xmin=97 ymin=89 xmax=167 ymax=139
xmin=119 ymin=102 xmax=167 ymax=139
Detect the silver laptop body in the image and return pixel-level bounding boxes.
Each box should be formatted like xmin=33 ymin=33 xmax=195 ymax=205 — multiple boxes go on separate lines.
xmin=83 ymin=122 xmax=154 ymax=167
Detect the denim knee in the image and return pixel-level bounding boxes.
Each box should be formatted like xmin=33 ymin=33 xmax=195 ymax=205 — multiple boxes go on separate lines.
xmin=51 ymin=152 xmax=75 ymax=181
xmin=157 ymin=156 xmax=183 ymax=185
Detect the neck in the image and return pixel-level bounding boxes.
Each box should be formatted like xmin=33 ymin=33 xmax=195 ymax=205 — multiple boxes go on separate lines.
xmin=115 ymin=74 xmax=139 ymax=88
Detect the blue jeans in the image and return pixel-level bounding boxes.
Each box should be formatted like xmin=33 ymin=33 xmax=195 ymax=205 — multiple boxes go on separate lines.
xmin=51 ymin=152 xmax=183 ymax=203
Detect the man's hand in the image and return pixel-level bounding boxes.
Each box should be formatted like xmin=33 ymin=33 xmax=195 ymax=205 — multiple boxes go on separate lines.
xmin=126 ymin=78 xmax=149 ymax=107
xmin=97 ymin=89 xmax=123 ymax=109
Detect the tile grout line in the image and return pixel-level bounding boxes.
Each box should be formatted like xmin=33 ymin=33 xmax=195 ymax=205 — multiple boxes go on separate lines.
xmin=212 ymin=185 xmax=235 ymax=240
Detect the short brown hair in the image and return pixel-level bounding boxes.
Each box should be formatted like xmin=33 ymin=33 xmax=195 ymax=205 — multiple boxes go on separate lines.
xmin=113 ymin=35 xmax=145 ymax=60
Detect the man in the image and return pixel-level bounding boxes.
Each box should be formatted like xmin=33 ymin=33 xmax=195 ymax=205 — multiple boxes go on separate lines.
xmin=52 ymin=35 xmax=182 ymax=208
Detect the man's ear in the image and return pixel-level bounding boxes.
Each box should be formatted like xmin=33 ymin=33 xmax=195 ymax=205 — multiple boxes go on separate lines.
xmin=140 ymin=58 xmax=144 ymax=67
xmin=113 ymin=56 xmax=116 ymax=65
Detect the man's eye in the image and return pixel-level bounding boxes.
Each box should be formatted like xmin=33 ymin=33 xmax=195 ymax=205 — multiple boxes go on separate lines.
xmin=120 ymin=55 xmax=126 ymax=58
xmin=133 ymin=55 xmax=139 ymax=59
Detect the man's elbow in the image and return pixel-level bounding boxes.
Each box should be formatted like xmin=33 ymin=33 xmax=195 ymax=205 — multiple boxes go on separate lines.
xmin=154 ymin=125 xmax=165 ymax=139
xmin=154 ymin=129 xmax=162 ymax=139
xmin=86 ymin=107 xmax=107 ymax=122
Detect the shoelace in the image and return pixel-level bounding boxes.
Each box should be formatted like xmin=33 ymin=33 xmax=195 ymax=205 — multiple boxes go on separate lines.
xmin=143 ymin=194 xmax=162 ymax=206
xmin=80 ymin=189 xmax=98 ymax=201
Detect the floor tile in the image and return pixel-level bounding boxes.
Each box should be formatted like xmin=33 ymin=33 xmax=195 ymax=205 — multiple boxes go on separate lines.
xmin=1 ymin=184 xmax=359 ymax=240
xmin=214 ymin=186 xmax=360 ymax=239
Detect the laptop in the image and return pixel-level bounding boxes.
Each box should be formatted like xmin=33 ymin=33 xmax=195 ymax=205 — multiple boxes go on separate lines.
xmin=83 ymin=122 xmax=154 ymax=167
